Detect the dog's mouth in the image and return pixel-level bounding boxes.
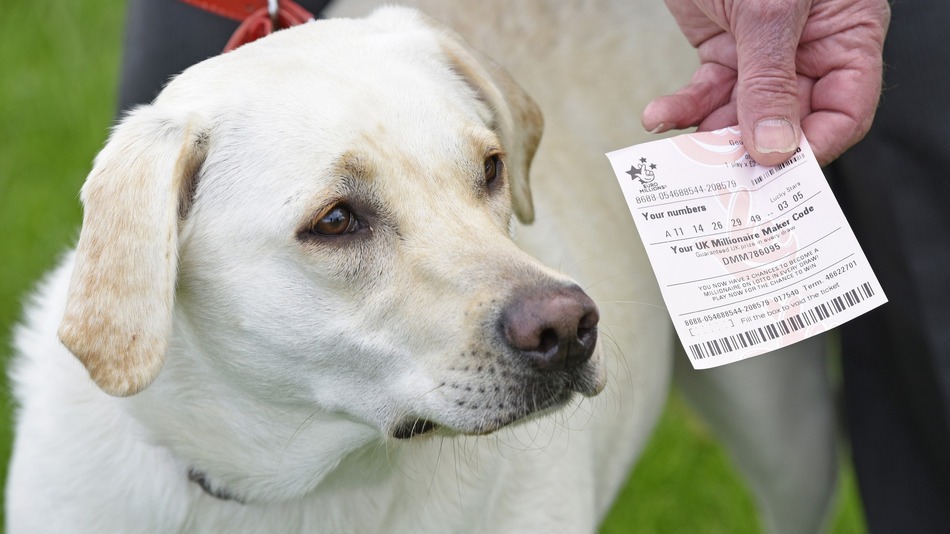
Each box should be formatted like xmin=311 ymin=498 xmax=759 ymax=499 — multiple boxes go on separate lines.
xmin=391 ymin=418 xmax=441 ymax=439
xmin=391 ymin=384 xmax=583 ymax=440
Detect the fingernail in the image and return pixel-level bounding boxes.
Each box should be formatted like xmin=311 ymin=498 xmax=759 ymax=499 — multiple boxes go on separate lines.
xmin=754 ymin=118 xmax=797 ymax=154
xmin=647 ymin=123 xmax=667 ymax=135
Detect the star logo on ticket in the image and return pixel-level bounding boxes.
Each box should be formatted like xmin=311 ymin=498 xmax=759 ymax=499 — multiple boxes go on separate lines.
xmin=626 ymin=157 xmax=666 ymax=193
xmin=626 ymin=157 xmax=659 ymax=184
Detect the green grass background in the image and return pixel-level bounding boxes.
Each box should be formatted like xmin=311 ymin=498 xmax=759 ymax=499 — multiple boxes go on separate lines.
xmin=0 ymin=1 xmax=867 ymax=531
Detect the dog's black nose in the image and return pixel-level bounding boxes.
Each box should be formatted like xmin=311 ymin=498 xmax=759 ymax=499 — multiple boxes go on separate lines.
xmin=501 ymin=285 xmax=599 ymax=371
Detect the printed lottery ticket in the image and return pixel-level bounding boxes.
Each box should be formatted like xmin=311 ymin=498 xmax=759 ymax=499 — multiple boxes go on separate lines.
xmin=606 ymin=127 xmax=887 ymax=369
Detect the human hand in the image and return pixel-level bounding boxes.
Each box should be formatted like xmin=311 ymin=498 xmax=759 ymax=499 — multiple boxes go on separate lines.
xmin=642 ymin=0 xmax=890 ymax=166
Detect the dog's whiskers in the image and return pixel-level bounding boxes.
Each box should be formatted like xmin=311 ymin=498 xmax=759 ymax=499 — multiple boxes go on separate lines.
xmin=452 ymin=440 xmax=466 ymax=515
xmin=561 ymin=395 xmax=596 ymax=433
xmin=597 ymin=324 xmax=636 ymax=389
xmin=420 ymin=436 xmax=447 ymax=510
xmin=411 ymin=381 xmax=447 ymax=401
xmin=597 ymin=299 xmax=669 ymax=311
xmin=277 ymin=408 xmax=324 ymax=470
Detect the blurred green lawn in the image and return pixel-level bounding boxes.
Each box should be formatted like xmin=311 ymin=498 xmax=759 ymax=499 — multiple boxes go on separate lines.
xmin=0 ymin=1 xmax=867 ymax=531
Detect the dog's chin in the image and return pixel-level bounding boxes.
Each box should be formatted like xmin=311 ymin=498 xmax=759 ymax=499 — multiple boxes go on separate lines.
xmin=390 ymin=396 xmax=573 ymax=440
xmin=391 ymin=368 xmax=605 ymax=440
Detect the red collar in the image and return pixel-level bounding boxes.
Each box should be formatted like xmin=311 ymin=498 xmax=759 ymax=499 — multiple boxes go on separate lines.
xmin=180 ymin=0 xmax=314 ymax=52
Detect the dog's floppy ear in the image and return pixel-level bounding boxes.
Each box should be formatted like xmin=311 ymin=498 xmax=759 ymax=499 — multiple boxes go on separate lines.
xmin=430 ymin=19 xmax=543 ymax=224
xmin=58 ymin=107 xmax=209 ymax=397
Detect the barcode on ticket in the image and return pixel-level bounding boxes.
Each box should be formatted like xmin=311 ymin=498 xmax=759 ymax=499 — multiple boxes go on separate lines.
xmin=752 ymin=151 xmax=805 ymax=186
xmin=688 ymin=282 xmax=875 ymax=360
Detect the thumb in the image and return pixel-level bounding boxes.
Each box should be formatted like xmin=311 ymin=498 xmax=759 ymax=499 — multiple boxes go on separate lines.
xmin=733 ymin=1 xmax=809 ymax=166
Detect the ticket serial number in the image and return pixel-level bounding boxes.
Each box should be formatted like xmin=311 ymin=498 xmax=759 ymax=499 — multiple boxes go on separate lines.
xmin=682 ymin=308 xmax=744 ymax=325
xmin=635 ymin=180 xmax=738 ymax=205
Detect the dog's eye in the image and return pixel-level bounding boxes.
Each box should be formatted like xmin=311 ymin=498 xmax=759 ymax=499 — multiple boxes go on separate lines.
xmin=311 ymin=205 xmax=357 ymax=236
xmin=484 ymin=154 xmax=503 ymax=188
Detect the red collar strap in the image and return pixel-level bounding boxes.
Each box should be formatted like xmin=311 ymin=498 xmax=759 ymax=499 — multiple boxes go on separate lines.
xmin=180 ymin=0 xmax=315 ymax=52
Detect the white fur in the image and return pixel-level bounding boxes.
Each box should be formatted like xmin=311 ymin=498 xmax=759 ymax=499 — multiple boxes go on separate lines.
xmin=7 ymin=4 xmax=838 ymax=533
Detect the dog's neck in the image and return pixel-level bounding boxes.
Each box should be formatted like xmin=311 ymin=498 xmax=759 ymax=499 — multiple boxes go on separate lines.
xmin=123 ymin=351 xmax=394 ymax=504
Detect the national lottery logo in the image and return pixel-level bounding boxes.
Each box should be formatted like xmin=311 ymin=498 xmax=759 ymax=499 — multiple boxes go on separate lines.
xmin=626 ymin=156 xmax=666 ymax=193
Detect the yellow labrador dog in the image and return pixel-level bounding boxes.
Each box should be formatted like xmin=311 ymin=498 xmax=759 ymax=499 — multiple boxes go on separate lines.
xmin=7 ymin=8 xmax=617 ymax=532
xmin=7 ymin=4 xmax=837 ymax=533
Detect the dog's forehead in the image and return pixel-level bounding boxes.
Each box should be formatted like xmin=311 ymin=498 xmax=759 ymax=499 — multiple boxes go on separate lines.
xmin=158 ymin=16 xmax=479 ymax=121
xmin=168 ymin=16 xmax=502 ymax=236
xmin=164 ymin=16 xmax=496 ymax=169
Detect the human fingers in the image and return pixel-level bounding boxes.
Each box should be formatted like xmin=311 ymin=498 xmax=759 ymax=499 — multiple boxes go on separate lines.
xmin=800 ymin=69 xmax=880 ymax=166
xmin=795 ymin=1 xmax=890 ymax=165
xmin=641 ymin=61 xmax=736 ymax=133
xmin=731 ymin=0 xmax=812 ymax=166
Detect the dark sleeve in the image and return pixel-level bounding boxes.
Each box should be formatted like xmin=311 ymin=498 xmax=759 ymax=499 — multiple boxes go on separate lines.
xmin=117 ymin=0 xmax=334 ymax=111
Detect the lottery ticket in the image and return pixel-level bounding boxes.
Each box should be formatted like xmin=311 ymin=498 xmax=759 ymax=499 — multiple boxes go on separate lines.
xmin=607 ymin=127 xmax=887 ymax=369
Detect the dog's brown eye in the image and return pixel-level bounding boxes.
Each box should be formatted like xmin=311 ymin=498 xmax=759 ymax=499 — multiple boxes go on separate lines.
xmin=484 ymin=154 xmax=503 ymax=187
xmin=311 ymin=206 xmax=357 ymax=236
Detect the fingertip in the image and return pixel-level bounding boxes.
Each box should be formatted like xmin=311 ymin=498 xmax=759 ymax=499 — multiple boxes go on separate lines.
xmin=641 ymin=100 xmax=665 ymax=133
xmin=748 ymin=117 xmax=800 ymax=166
xmin=753 ymin=118 xmax=798 ymax=154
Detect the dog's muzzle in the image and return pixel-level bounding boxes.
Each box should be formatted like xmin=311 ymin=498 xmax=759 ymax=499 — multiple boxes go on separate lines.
xmin=392 ymin=283 xmax=601 ymax=440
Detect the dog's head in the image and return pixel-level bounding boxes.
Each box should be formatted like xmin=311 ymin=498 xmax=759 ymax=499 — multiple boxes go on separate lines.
xmin=58 ymin=8 xmax=604 ymax=445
